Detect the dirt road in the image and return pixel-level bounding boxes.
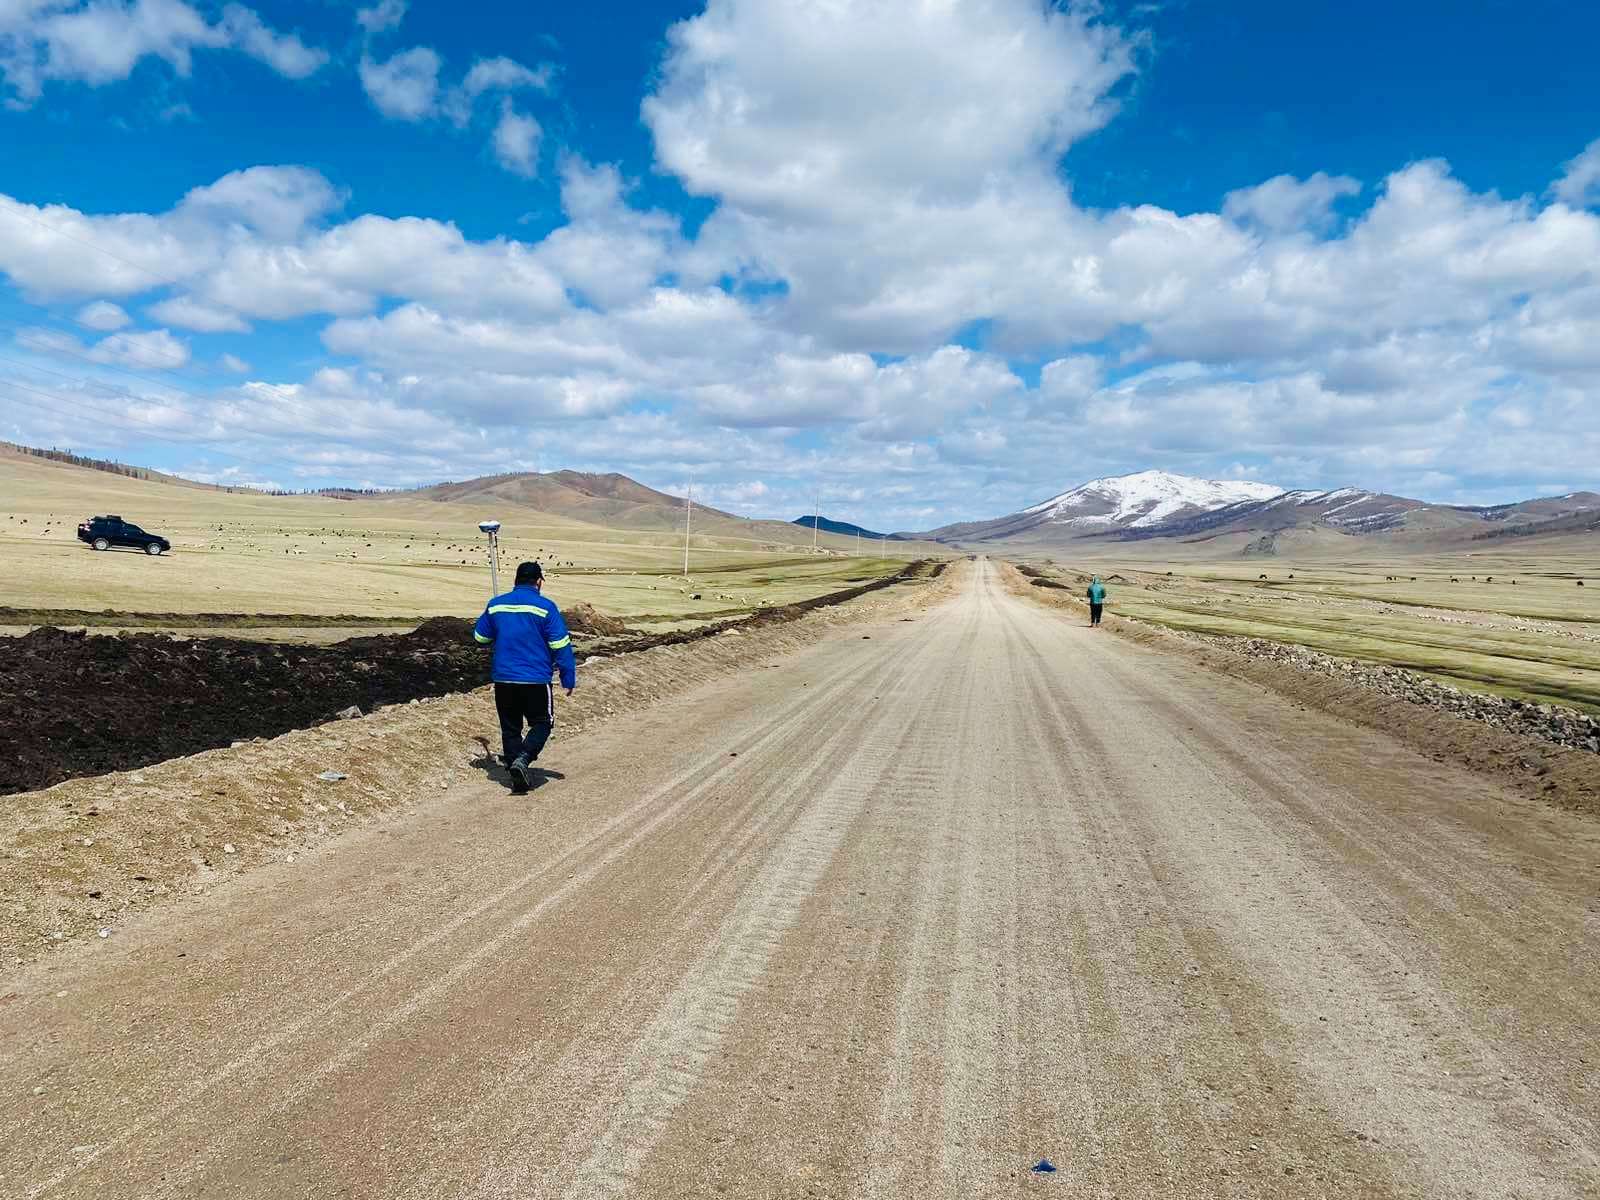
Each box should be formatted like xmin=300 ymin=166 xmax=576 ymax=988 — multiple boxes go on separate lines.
xmin=4 ymin=560 xmax=1597 ymax=1198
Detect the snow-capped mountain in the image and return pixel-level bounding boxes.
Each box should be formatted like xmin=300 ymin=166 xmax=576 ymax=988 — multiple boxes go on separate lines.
xmin=916 ymin=470 xmax=1600 ymax=551
xmin=919 ymin=470 xmax=1286 ymax=544
xmin=1107 ymin=486 xmax=1435 ymax=543
xmin=1023 ymin=470 xmax=1285 ymax=529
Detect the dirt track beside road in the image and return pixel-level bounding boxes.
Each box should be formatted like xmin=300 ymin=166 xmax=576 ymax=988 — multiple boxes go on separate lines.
xmin=2 ymin=559 xmax=1597 ymax=1198
xmin=0 ymin=561 xmax=938 ymax=797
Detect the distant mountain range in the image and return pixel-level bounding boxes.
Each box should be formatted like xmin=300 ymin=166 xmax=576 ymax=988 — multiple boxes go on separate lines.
xmin=793 ymin=515 xmax=904 ymax=541
xmin=915 ymin=470 xmax=1600 ymax=556
xmin=14 ymin=437 xmax=1592 ymax=561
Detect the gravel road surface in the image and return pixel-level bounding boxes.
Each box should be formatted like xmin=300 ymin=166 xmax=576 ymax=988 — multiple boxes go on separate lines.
xmin=3 ymin=559 xmax=1597 ymax=1198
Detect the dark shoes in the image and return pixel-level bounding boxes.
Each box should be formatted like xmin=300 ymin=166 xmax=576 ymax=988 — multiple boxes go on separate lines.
xmin=508 ymin=754 xmax=531 ymax=793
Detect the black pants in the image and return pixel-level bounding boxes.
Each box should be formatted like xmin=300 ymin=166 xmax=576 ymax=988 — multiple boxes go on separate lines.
xmin=495 ymin=682 xmax=554 ymax=765
xmin=1090 ymin=603 xmax=1103 ymax=625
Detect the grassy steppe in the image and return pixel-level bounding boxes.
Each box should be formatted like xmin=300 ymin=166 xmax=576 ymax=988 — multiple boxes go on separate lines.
xmin=1019 ymin=554 xmax=1600 ymax=712
xmin=0 ymin=450 xmax=931 ymax=632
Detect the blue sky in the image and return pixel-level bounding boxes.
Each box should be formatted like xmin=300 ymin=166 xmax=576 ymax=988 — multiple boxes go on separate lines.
xmin=1 ymin=0 xmax=1599 ymax=529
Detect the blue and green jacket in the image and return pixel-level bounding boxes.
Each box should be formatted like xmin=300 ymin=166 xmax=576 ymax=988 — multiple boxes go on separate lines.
xmin=473 ymin=584 xmax=577 ymax=688
xmin=1086 ymin=579 xmax=1107 ymax=604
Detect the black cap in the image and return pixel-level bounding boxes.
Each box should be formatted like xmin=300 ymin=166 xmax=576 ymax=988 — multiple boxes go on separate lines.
xmin=515 ymin=561 xmax=543 ymax=585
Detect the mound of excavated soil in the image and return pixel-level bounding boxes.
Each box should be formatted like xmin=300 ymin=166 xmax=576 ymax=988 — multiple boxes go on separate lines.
xmin=564 ymin=602 xmax=630 ymax=636
xmin=0 ymin=622 xmax=488 ymax=796
xmin=0 ymin=570 xmax=930 ymax=797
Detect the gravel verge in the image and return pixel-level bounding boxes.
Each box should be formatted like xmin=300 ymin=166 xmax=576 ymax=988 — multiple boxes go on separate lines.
xmin=999 ymin=562 xmax=1600 ymax=817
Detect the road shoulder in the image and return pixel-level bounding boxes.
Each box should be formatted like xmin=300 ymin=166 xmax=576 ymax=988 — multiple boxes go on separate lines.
xmin=0 ymin=564 xmax=968 ymax=970
xmin=998 ymin=560 xmax=1600 ymax=818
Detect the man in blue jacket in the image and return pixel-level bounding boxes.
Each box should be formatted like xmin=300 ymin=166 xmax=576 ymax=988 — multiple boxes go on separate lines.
xmin=473 ymin=561 xmax=577 ymax=793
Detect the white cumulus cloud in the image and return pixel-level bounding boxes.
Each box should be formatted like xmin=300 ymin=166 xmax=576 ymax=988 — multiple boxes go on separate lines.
xmin=0 ymin=0 xmax=328 ymax=106
xmin=490 ymin=100 xmax=540 ymax=178
xmin=1552 ymin=138 xmax=1600 ymax=208
xmin=88 ymin=326 xmax=190 ymax=368
xmin=146 ymin=294 xmax=250 ymax=332
xmin=1222 ymin=171 xmax=1362 ymax=234
xmin=354 ymin=0 xmax=406 ymax=36
xmin=358 ymin=45 xmax=440 ymax=121
xmin=218 ymin=4 xmax=327 ymax=79
xmin=360 ymin=45 xmax=555 ymax=176
xmin=76 ymin=299 xmax=130 ymax=330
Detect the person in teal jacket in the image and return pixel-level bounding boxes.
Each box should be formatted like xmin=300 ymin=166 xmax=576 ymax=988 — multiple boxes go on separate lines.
xmin=473 ymin=561 xmax=577 ymax=793
xmin=1086 ymin=576 xmax=1107 ymax=627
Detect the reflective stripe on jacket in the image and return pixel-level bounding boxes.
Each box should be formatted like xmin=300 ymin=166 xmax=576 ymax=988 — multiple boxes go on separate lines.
xmin=472 ymin=584 xmax=577 ymax=688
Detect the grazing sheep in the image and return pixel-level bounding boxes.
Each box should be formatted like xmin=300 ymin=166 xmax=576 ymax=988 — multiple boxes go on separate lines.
xmin=1451 ymin=577 xmax=1460 ymax=583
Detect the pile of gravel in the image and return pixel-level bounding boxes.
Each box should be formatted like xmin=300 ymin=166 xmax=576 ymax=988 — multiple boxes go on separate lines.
xmin=1204 ymin=635 xmax=1600 ymax=755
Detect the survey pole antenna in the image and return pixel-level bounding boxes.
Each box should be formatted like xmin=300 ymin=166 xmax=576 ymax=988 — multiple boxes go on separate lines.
xmin=479 ymin=520 xmax=502 ymax=595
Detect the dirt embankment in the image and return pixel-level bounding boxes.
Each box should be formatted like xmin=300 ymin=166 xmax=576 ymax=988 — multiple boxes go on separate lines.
xmin=0 ymin=562 xmax=940 ymax=798
xmin=998 ymin=562 xmax=1600 ymax=816
xmin=0 ymin=605 xmax=419 ymax=629
xmin=0 ymin=564 xmax=964 ymax=967
xmin=0 ymin=619 xmax=482 ymax=797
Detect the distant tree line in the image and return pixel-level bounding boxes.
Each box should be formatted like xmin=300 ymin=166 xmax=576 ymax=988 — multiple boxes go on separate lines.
xmin=7 ymin=443 xmax=156 ymax=480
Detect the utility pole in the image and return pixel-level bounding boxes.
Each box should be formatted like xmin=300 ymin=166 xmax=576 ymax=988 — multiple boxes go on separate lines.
xmin=812 ymin=489 xmax=820 ymax=554
xmin=855 ymin=529 xmax=860 ymax=558
xmin=683 ymin=481 xmax=693 ymax=577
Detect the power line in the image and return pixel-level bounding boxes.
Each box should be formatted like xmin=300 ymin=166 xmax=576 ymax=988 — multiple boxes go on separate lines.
xmin=0 ymin=203 xmax=331 ymax=421
xmin=0 ymin=199 xmax=198 ymax=296
xmin=0 ymin=339 xmax=218 ymax=412
xmin=0 ymin=376 xmax=303 ymax=482
xmin=0 ymin=311 xmax=337 ymax=430
xmin=0 ymin=310 xmax=412 ymax=455
xmin=0 ymin=304 xmax=211 ymax=375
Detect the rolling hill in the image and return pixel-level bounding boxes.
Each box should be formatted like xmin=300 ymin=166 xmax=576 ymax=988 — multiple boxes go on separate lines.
xmin=399 ymin=470 xmax=847 ymax=549
xmin=794 ymin=515 xmax=903 ymax=540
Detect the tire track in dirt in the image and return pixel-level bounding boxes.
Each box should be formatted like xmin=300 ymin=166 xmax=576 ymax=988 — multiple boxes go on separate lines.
xmin=399 ymin=624 xmax=939 ymax=1199
xmin=855 ymin=568 xmax=1031 ymax=1196
xmin=997 ymin=602 xmax=1397 ymax=1194
xmin=550 ymin=621 xmax=963 ymax=1198
xmin=4 ymin=559 xmax=1598 ymax=1199
xmin=13 ymin=623 xmax=930 ymax=1199
xmin=1066 ymin=626 xmax=1600 ymax=1186
xmin=1001 ymin=581 xmax=1599 ymax=1197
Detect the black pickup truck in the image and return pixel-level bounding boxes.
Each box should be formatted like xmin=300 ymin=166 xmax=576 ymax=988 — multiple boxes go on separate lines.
xmin=77 ymin=515 xmax=171 ymax=555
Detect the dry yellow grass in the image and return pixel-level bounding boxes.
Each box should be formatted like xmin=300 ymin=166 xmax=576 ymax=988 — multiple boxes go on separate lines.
xmin=1015 ymin=551 xmax=1600 ymax=711
xmin=0 ymin=450 xmax=935 ymax=628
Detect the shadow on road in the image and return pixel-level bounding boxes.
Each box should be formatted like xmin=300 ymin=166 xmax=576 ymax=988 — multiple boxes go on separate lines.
xmin=469 ymin=740 xmax=567 ymax=793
